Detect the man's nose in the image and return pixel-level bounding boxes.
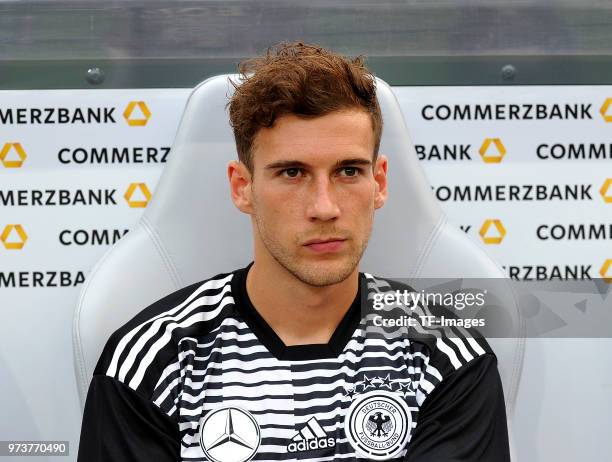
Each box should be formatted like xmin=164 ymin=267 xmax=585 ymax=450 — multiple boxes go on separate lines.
xmin=306 ymin=177 xmax=341 ymax=221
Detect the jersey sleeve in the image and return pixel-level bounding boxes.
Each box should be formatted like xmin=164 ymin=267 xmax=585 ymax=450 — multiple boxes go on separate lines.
xmin=75 ymin=273 xmax=237 ymax=462
xmin=404 ymin=353 xmax=510 ymax=462
xmin=77 ymin=374 xmax=180 ymax=462
xmin=75 ymin=284 xmax=201 ymax=462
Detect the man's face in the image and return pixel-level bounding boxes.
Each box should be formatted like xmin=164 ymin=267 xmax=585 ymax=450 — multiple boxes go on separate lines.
xmin=229 ymin=108 xmax=387 ymax=287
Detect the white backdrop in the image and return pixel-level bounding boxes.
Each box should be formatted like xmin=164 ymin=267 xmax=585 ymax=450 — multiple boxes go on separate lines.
xmin=0 ymin=85 xmax=611 ymax=461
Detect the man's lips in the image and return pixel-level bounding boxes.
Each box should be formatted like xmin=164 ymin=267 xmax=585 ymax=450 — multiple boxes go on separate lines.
xmin=303 ymin=238 xmax=347 ymax=253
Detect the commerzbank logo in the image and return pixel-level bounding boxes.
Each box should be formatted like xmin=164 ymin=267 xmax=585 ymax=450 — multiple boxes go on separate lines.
xmin=600 ymin=178 xmax=612 ymax=203
xmin=479 ymin=219 xmax=506 ymax=244
xmin=123 ymin=101 xmax=151 ymax=126
xmin=600 ymin=259 xmax=612 ymax=284
xmin=1 ymin=224 xmax=28 ymax=249
xmin=599 ymin=98 xmax=612 ymax=122
xmin=479 ymin=138 xmax=506 ymax=163
xmin=0 ymin=142 xmax=27 ymax=168
xmin=124 ymin=182 xmax=152 ymax=208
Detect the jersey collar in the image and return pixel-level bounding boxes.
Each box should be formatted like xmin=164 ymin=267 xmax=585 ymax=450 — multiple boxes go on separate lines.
xmin=231 ymin=261 xmax=364 ymax=361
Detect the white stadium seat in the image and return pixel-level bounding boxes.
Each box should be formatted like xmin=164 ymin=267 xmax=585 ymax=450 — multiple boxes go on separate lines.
xmin=73 ymin=75 xmax=525 ymax=459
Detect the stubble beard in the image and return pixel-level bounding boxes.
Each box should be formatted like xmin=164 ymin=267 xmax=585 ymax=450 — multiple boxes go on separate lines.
xmin=254 ymin=210 xmax=374 ymax=287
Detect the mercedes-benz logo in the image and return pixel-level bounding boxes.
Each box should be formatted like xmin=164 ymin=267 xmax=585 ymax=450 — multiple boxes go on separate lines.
xmin=199 ymin=406 xmax=261 ymax=462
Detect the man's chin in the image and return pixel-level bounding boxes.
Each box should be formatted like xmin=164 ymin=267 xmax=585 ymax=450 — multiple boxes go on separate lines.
xmin=290 ymin=258 xmax=358 ymax=287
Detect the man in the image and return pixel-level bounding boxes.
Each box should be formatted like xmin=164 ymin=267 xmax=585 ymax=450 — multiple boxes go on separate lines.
xmin=77 ymin=42 xmax=510 ymax=461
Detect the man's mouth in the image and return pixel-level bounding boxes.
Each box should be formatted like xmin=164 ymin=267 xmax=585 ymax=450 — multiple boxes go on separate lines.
xmin=303 ymin=237 xmax=347 ymax=253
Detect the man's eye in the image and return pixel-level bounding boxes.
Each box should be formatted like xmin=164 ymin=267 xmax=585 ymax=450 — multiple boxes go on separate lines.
xmin=339 ymin=167 xmax=361 ymax=177
xmin=281 ymin=168 xmax=302 ymax=178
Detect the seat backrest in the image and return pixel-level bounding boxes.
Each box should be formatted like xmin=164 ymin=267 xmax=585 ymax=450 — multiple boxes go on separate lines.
xmin=73 ymin=76 xmax=524 ymax=456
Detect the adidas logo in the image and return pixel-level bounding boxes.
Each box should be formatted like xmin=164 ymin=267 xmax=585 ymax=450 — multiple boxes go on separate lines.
xmin=286 ymin=417 xmax=336 ymax=453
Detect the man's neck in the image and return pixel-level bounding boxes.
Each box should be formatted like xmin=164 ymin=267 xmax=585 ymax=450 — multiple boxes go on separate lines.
xmin=245 ymin=260 xmax=359 ymax=346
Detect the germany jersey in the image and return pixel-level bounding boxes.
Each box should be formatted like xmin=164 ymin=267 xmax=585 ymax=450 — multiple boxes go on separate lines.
xmin=77 ymin=262 xmax=510 ymax=462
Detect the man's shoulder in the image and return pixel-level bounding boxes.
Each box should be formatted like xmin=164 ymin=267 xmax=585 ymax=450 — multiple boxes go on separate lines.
xmin=93 ymin=268 xmax=239 ymax=396
xmin=363 ymin=272 xmax=497 ymax=378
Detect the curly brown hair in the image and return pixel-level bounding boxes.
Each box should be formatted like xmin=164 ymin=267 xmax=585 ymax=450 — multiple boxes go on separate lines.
xmin=227 ymin=41 xmax=383 ymax=172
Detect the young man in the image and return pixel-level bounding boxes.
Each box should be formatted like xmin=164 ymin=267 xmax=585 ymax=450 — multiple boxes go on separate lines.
xmin=77 ymin=42 xmax=510 ymax=461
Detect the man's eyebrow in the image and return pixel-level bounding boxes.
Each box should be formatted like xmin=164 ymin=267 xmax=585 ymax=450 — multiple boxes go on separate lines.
xmin=265 ymin=160 xmax=309 ymax=170
xmin=265 ymin=158 xmax=372 ymax=170
xmin=335 ymin=158 xmax=372 ymax=167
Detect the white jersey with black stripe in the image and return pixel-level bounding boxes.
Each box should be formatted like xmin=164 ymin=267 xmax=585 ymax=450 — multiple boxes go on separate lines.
xmin=88 ymin=262 xmax=503 ymax=462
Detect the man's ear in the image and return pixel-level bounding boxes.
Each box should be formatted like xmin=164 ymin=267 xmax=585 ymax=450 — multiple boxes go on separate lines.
xmin=228 ymin=160 xmax=254 ymax=214
xmin=373 ymin=154 xmax=388 ymax=209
